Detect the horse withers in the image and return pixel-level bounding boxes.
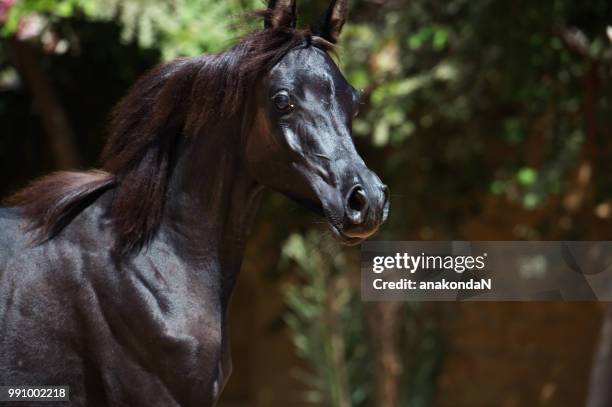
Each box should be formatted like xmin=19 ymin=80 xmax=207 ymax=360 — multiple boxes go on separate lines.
xmin=0 ymin=0 xmax=388 ymax=405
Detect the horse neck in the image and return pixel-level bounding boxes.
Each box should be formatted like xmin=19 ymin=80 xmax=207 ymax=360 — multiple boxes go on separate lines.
xmin=160 ymin=124 xmax=262 ymax=297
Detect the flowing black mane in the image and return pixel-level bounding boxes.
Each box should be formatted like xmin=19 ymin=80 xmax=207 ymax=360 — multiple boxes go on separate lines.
xmin=8 ymin=25 xmax=333 ymax=255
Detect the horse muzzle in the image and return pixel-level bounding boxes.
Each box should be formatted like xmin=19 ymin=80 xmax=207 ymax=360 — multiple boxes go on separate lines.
xmin=325 ymin=169 xmax=389 ymax=245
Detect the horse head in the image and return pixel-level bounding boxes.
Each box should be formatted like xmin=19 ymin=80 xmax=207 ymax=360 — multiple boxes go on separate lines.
xmin=246 ymin=0 xmax=389 ymax=245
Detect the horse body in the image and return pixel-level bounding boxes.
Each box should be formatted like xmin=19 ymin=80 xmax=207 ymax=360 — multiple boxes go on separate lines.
xmin=0 ymin=1 xmax=389 ymax=405
xmin=0 ymin=112 xmax=261 ymax=406
xmin=0 ymin=175 xmax=255 ymax=406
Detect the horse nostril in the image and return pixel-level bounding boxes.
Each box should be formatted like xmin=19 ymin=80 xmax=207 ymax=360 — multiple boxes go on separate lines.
xmin=348 ymin=187 xmax=367 ymax=212
xmin=346 ymin=185 xmax=368 ymax=225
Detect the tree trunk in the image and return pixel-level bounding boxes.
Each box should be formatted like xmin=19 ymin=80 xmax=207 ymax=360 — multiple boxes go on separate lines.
xmin=9 ymin=38 xmax=80 ymax=170
xmin=367 ymin=302 xmax=401 ymax=407
xmin=586 ymin=304 xmax=612 ymax=407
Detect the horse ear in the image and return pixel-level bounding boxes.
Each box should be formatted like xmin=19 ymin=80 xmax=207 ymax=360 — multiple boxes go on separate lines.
xmin=311 ymin=0 xmax=348 ymax=44
xmin=265 ymin=0 xmax=297 ymax=29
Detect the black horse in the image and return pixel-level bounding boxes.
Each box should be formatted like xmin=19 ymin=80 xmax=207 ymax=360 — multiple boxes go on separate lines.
xmin=0 ymin=0 xmax=388 ymax=405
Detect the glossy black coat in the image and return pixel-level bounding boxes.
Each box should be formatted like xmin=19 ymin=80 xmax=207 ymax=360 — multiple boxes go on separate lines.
xmin=0 ymin=1 xmax=388 ymax=405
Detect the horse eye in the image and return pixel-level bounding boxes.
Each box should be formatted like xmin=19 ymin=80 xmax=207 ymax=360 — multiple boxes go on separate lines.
xmin=272 ymin=92 xmax=294 ymax=112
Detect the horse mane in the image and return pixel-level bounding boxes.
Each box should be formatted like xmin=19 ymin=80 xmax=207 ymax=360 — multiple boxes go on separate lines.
xmin=7 ymin=22 xmax=334 ymax=255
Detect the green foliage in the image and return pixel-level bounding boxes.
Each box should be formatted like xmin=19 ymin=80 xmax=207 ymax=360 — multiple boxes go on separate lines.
xmin=281 ymin=233 xmax=443 ymax=406
xmin=517 ymin=167 xmax=538 ymax=186
xmin=1 ymin=0 xmax=84 ymax=35
xmin=281 ymin=232 xmax=372 ymax=407
xmin=398 ymin=306 xmax=444 ymax=407
xmin=338 ymin=0 xmax=612 ymax=228
xmin=3 ymin=0 xmax=260 ymax=59
xmin=87 ymin=0 xmax=261 ymax=59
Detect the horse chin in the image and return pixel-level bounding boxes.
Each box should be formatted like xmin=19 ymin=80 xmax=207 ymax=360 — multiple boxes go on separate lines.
xmin=327 ymin=223 xmax=366 ymax=246
xmin=284 ymin=193 xmax=367 ymax=245
xmin=321 ymin=203 xmax=371 ymax=246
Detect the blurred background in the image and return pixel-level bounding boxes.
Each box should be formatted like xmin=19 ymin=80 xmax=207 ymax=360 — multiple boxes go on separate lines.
xmin=1 ymin=0 xmax=612 ymax=406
